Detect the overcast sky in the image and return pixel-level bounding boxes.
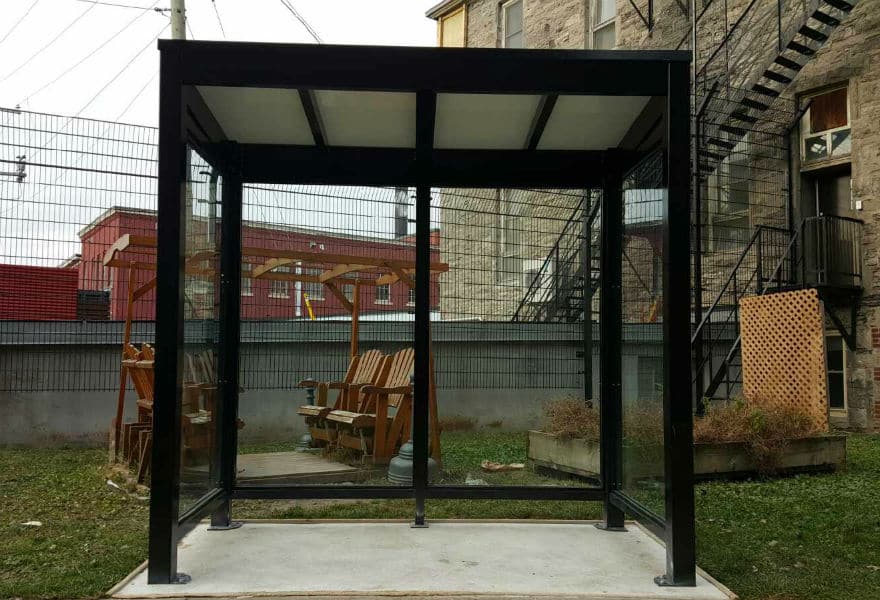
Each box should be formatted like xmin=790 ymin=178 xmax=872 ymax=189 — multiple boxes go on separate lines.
xmin=0 ymin=0 xmax=439 ymax=126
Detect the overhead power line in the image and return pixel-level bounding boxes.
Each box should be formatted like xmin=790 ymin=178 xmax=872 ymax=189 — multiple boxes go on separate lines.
xmin=0 ymin=3 xmax=97 ymax=84
xmin=74 ymin=0 xmax=166 ymax=10
xmin=278 ymin=0 xmax=322 ymax=43
xmin=0 ymin=0 xmax=43 ymax=47
xmin=20 ymin=0 xmax=161 ymax=103
xmin=211 ymin=0 xmax=226 ymax=39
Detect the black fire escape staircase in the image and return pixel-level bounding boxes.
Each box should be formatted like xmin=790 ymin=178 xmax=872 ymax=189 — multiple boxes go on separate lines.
xmin=693 ymin=216 xmax=863 ymax=401
xmin=512 ymin=194 xmax=601 ymax=325
xmin=690 ymin=0 xmax=861 ymax=402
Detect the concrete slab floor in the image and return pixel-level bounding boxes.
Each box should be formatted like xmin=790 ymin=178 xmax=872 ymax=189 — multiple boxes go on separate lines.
xmin=112 ymin=521 xmax=734 ymax=600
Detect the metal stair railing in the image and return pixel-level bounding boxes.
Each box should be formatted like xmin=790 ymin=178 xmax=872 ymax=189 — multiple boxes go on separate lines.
xmin=512 ymin=195 xmax=600 ymax=323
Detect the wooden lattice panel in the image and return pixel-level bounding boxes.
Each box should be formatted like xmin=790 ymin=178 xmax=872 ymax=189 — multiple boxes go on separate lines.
xmin=739 ymin=289 xmax=828 ymax=431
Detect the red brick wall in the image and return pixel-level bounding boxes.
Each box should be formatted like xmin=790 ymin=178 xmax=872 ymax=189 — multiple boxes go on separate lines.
xmin=0 ymin=264 xmax=78 ymax=320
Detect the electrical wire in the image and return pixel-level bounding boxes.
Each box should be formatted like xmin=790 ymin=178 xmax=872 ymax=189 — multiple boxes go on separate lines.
xmin=24 ymin=21 xmax=168 ymax=169
xmin=20 ymin=0 xmax=161 ymax=104
xmin=74 ymin=0 xmax=163 ymax=9
xmin=0 ymin=2 xmax=97 ymax=84
xmin=0 ymin=0 xmax=43 ymax=47
xmin=114 ymin=71 xmax=158 ymax=122
xmin=278 ymin=0 xmax=322 ymax=43
xmin=211 ymin=0 xmax=226 ymax=39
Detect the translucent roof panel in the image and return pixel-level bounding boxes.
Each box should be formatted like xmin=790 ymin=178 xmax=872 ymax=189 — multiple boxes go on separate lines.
xmin=314 ymin=90 xmax=416 ymax=148
xmin=434 ymin=93 xmax=542 ymax=150
xmin=537 ymin=95 xmax=651 ymax=150
xmin=196 ymin=86 xmax=314 ymax=145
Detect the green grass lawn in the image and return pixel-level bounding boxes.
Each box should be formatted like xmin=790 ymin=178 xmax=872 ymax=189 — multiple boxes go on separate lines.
xmin=2 ymin=433 xmax=878 ymax=600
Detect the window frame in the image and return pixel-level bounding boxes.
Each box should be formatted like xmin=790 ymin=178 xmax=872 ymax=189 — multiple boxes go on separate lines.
xmin=800 ymin=84 xmax=851 ymax=168
xmin=375 ymin=283 xmax=391 ymax=304
xmin=240 ymin=262 xmax=253 ymax=297
xmin=501 ymin=0 xmax=524 ymax=49
xmin=268 ymin=266 xmax=290 ymax=299
xmin=497 ymin=188 xmax=524 ymax=283
xmin=302 ymin=266 xmax=325 ymax=301
xmin=825 ymin=333 xmax=848 ymax=414
xmin=591 ymin=0 xmax=617 ymax=50
xmin=438 ymin=4 xmax=467 ymax=48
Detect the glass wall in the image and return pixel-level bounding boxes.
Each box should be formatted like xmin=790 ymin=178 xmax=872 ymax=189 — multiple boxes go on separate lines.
xmin=619 ymin=151 xmax=666 ymax=518
xmin=178 ymin=148 xmax=223 ymax=513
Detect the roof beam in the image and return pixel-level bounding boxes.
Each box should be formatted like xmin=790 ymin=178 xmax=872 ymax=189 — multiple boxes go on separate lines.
xmin=525 ymin=94 xmax=558 ymax=150
xmin=298 ymin=89 xmax=326 ymax=148
xmin=252 ymin=257 xmax=296 ymax=279
xmin=318 ymin=263 xmax=376 ymax=283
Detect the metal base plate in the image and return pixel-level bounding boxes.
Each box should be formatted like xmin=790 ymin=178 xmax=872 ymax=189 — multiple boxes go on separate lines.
xmin=594 ymin=522 xmax=627 ymax=532
xmin=172 ymin=573 xmax=191 ymax=584
xmin=411 ymin=519 xmax=429 ymax=528
xmin=208 ymin=521 xmax=244 ymax=531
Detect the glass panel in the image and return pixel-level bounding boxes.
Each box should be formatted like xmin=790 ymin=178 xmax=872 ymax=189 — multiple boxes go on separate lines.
xmin=620 ymin=151 xmax=665 ymax=518
xmin=593 ymin=23 xmax=616 ymax=50
xmin=804 ymin=134 xmax=828 ymax=162
xmin=831 ymin=128 xmax=851 ymax=157
xmin=237 ymin=185 xmax=416 ymax=487
xmin=428 ymin=187 xmax=600 ymax=491
xmin=596 ymin=0 xmax=616 ymax=24
xmin=828 ymin=372 xmax=845 ymax=409
xmin=809 ymin=87 xmax=848 ymax=133
xmin=505 ymin=1 xmax=523 ymax=35
xmin=178 ymin=149 xmax=223 ymax=513
xmin=826 ymin=336 xmax=843 ymax=371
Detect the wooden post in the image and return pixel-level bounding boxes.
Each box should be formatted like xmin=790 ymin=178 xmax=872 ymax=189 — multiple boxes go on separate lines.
xmin=113 ymin=263 xmax=137 ymax=460
xmin=351 ymin=280 xmax=360 ymax=358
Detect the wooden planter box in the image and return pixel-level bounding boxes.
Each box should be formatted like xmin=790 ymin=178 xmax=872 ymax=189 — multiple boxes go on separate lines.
xmin=527 ymin=430 xmax=847 ymax=480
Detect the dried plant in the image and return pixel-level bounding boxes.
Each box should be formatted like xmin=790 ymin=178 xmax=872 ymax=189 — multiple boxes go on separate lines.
xmin=694 ymin=397 xmax=821 ymax=474
xmin=542 ymin=397 xmax=599 ymax=441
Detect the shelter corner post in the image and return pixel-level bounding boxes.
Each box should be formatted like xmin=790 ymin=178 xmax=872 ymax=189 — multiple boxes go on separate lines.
xmin=598 ymin=152 xmax=625 ymax=532
xmin=413 ymin=90 xmax=436 ymax=527
xmin=658 ymin=59 xmax=696 ymax=587
xmin=148 ymin=44 xmax=186 ymax=584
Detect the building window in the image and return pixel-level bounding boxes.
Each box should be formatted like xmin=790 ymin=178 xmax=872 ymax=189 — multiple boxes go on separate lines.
xmin=592 ymin=0 xmax=616 ymax=49
xmin=708 ymin=156 xmax=751 ymax=252
xmin=302 ymin=267 xmax=324 ymax=301
xmin=801 ymin=86 xmax=850 ymax=165
xmin=375 ymin=283 xmax=391 ymax=304
xmin=269 ymin=266 xmax=290 ymax=299
xmin=501 ymin=0 xmax=523 ymax=48
xmin=438 ymin=4 xmax=466 ymax=47
xmin=343 ymin=283 xmax=355 ymax=302
xmin=826 ymin=335 xmax=847 ymax=412
xmin=407 ymin=286 xmax=416 ymax=306
xmin=498 ymin=189 xmax=523 ymax=283
xmin=241 ymin=263 xmax=252 ymax=296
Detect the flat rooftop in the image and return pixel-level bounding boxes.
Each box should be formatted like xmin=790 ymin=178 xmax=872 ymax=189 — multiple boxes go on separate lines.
xmin=112 ymin=521 xmax=733 ymax=599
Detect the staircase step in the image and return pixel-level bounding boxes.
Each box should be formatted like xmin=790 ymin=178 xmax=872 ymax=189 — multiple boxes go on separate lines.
xmin=701 ymin=149 xmax=726 ymax=161
xmin=822 ymin=0 xmax=854 ymax=11
xmin=731 ymin=111 xmax=759 ymax=124
xmin=774 ymin=55 xmax=804 ymax=71
xmin=720 ymin=124 xmax=748 ymax=136
xmin=763 ymin=69 xmax=793 ymax=84
xmin=799 ymin=25 xmax=829 ymax=42
xmin=740 ymin=98 xmax=770 ymax=110
xmin=811 ymin=9 xmax=840 ymax=26
xmin=707 ymin=137 xmax=737 ymax=150
xmin=752 ymin=83 xmax=781 ymax=97
xmin=787 ymin=40 xmax=815 ymax=56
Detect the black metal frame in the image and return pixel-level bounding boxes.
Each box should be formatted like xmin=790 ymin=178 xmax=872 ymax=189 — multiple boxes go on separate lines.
xmin=150 ymin=39 xmax=694 ymax=588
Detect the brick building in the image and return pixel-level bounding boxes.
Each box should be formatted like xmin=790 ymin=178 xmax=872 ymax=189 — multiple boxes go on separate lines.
xmin=0 ymin=263 xmax=78 ymax=321
xmin=76 ymin=206 xmax=440 ymax=322
xmin=427 ymin=0 xmax=875 ymax=429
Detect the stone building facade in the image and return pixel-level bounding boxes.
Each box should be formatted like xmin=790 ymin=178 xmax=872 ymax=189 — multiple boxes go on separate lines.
xmin=427 ymin=0 xmax=877 ymax=429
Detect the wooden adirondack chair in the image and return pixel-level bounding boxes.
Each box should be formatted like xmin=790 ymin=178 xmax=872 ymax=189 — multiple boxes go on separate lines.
xmin=296 ymin=349 xmax=386 ymax=447
xmin=327 ymin=348 xmax=440 ymax=464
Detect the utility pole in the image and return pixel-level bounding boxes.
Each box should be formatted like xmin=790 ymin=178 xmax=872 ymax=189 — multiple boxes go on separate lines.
xmin=170 ymin=0 xmax=186 ymax=40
